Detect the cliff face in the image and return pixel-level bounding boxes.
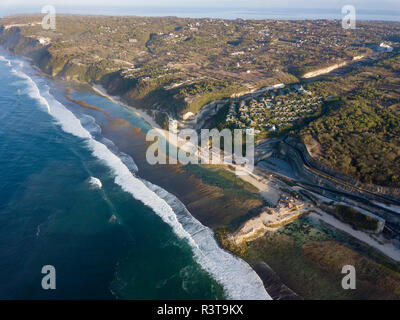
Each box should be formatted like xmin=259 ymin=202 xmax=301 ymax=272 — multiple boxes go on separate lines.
xmin=100 ymin=72 xmax=137 ymax=96
xmin=0 ymin=27 xmax=49 ymax=66
xmin=3 ymin=26 xmax=399 ymax=203
xmin=0 ymin=26 xmax=188 ymax=116
xmin=0 ymin=26 xmax=79 ymax=78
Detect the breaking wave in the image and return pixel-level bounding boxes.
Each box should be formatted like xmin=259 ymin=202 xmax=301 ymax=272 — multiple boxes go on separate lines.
xmin=87 ymin=176 xmax=103 ymax=189
xmin=10 ymin=61 xmax=271 ymax=300
xmin=10 ymin=67 xmax=51 ymax=113
xmin=0 ymin=55 xmax=10 ymax=63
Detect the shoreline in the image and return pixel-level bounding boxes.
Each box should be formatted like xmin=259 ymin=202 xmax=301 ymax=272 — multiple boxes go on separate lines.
xmin=88 ymin=80 xmax=400 ymax=297
xmin=87 ymin=84 xmax=279 ymax=298
xmin=1 ymin=13 xmax=400 ymax=299
xmin=0 ymin=50 xmax=275 ymax=299
xmin=91 ymin=84 xmax=161 ymax=129
xmin=62 ymin=82 xmax=274 ymax=299
xmin=0 ymin=48 xmax=276 ymax=299
xmin=88 ymin=80 xmax=400 ymax=267
xmin=2 ymin=45 xmax=400 ymax=299
xmin=90 ymin=83 xmax=280 ymax=197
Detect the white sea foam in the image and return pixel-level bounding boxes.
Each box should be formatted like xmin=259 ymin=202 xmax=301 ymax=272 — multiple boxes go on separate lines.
xmin=0 ymin=55 xmax=12 ymax=67
xmin=109 ymin=214 xmax=118 ymax=224
xmin=97 ymin=137 xmax=138 ymax=173
xmin=100 ymin=136 xmax=118 ymax=152
xmin=97 ymin=137 xmax=139 ymax=173
xmin=118 ymin=152 xmax=139 ymax=173
xmin=11 ymin=64 xmax=271 ymax=300
xmin=143 ymin=180 xmax=272 ymax=300
xmin=79 ymin=114 xmax=102 ymax=136
xmin=88 ymin=176 xmax=103 ymax=189
xmin=10 ymin=67 xmax=51 ymax=113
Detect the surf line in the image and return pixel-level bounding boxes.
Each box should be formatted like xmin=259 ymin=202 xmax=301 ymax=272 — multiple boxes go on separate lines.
xmin=10 ymin=65 xmax=271 ymax=300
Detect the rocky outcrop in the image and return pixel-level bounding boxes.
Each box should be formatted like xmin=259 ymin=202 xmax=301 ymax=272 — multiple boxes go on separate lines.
xmin=0 ymin=26 xmax=178 ymax=114
xmin=100 ymin=71 xmax=138 ymax=96
xmin=0 ymin=26 xmax=49 ymax=67
xmin=192 ymin=99 xmax=228 ymax=130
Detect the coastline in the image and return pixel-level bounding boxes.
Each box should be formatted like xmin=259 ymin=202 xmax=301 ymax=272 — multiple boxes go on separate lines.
xmin=90 ymin=83 xmax=279 ymax=196
xmin=92 ymin=84 xmax=400 ymax=263
xmin=88 ymin=81 xmax=396 ymax=299
xmin=58 ymin=76 xmax=274 ymax=299
xmin=0 ymin=44 xmax=279 ymax=298
xmin=91 ymin=84 xmax=160 ymax=129
xmin=85 ymin=80 xmax=400 ymax=295
xmin=86 ymin=84 xmax=282 ymax=299
xmin=5 ymin=50 xmax=400 ymax=299
xmin=1 ymin=18 xmax=399 ymax=297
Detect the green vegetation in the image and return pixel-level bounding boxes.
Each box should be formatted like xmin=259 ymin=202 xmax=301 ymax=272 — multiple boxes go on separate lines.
xmin=154 ymin=112 xmax=169 ymax=129
xmin=2 ymin=14 xmax=400 ymax=301
xmin=301 ymin=97 xmax=400 ymax=187
xmin=224 ymin=85 xmax=324 ymax=139
xmin=297 ymin=51 xmax=400 ymax=188
xmin=2 ymin=15 xmax=400 ymax=188
xmin=182 ymin=164 xmax=261 ymax=196
xmin=215 ymin=228 xmax=248 ymax=257
xmin=176 ymin=80 xmax=246 ymax=114
xmin=334 ymin=205 xmax=379 ymax=231
xmin=239 ymin=218 xmax=400 ymax=299
xmin=3 ymin=15 xmax=398 ymax=118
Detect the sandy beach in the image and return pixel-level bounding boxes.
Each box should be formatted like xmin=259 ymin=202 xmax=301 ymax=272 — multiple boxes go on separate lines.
xmin=91 ymin=83 xmax=284 ymax=206
xmin=90 ymin=84 xmax=400 ymax=262
xmin=64 ymin=80 xmax=400 ymax=300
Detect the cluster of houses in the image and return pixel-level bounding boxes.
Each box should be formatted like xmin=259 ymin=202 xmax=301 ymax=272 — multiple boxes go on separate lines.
xmin=225 ymin=85 xmax=323 ymax=132
xmin=264 ymin=193 xmax=305 ymax=225
xmin=277 ymin=195 xmax=296 ymax=209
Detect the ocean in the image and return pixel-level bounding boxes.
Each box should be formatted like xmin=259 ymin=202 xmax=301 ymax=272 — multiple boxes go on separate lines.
xmin=0 ymin=51 xmax=270 ymax=299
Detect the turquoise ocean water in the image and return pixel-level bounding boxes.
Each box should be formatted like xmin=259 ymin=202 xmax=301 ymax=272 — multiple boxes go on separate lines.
xmin=0 ymin=51 xmax=270 ymax=300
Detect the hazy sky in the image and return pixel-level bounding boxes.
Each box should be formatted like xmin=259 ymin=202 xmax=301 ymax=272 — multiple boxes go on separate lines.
xmin=3 ymin=0 xmax=400 ymax=10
